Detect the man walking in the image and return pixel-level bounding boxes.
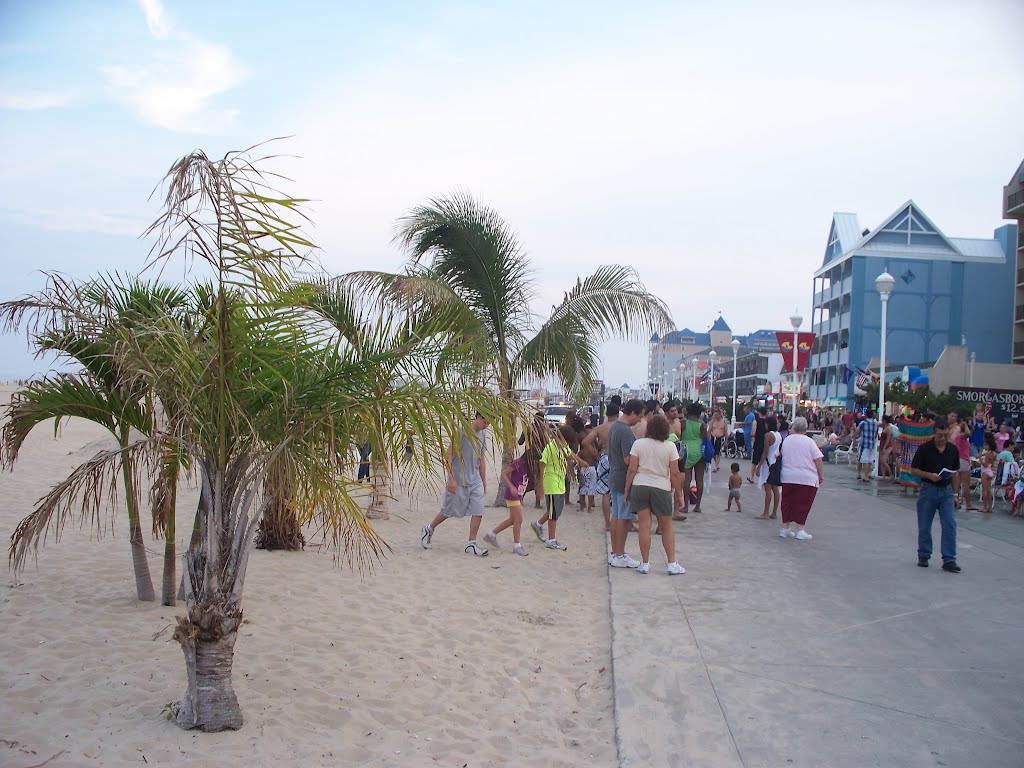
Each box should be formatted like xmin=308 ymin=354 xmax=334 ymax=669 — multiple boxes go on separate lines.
xmin=607 ymin=399 xmax=645 ymax=567
xmin=582 ymin=401 xmax=620 ymax=531
xmin=742 ymin=404 xmax=755 ymax=460
xmin=855 ymin=410 xmax=879 ymax=481
xmin=420 ymin=412 xmax=490 ymax=555
xmin=910 ymin=417 xmax=961 ymax=572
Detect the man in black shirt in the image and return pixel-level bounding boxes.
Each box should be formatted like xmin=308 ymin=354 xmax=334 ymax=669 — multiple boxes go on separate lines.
xmin=910 ymin=418 xmax=961 ymax=572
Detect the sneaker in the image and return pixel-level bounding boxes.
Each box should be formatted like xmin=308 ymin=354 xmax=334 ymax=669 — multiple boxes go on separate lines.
xmin=530 ymin=521 xmax=545 ymax=542
xmin=513 ymin=543 xmax=529 ymax=556
xmin=420 ymin=525 xmax=433 ymax=549
xmin=620 ymin=554 xmax=641 ymax=568
xmin=465 ymin=541 xmax=489 ymax=556
xmin=609 ymin=554 xmax=632 ymax=568
xmin=637 ymin=562 xmax=650 ymax=574
xmin=666 ymin=562 xmax=686 ymax=575
xmin=483 ymin=531 xmax=498 ymax=548
xmin=793 ymin=530 xmax=813 ymax=541
xmin=544 ymin=539 xmax=567 ymax=550
xmin=779 ymin=527 xmax=793 ymax=538
xmin=942 ymin=561 xmax=961 ymax=573
xmin=917 ymin=557 xmax=929 ymax=568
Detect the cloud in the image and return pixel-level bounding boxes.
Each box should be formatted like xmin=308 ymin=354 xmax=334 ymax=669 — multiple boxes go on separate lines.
xmin=0 ymin=89 xmax=77 ymax=110
xmin=102 ymin=1 xmax=244 ymax=133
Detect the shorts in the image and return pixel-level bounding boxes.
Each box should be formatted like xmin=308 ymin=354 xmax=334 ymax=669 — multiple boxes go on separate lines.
xmin=728 ymin=488 xmax=741 ymax=499
xmin=610 ymin=491 xmax=636 ymax=521
xmin=545 ymin=492 xmax=566 ymax=521
xmin=440 ymin=482 xmax=484 ymax=518
xmin=504 ymin=498 xmax=522 ymax=507
xmin=629 ymin=484 xmax=673 ymax=517
xmin=713 ymin=437 xmax=723 ymax=456
xmin=959 ymin=458 xmax=971 ymax=473
xmin=594 ymin=455 xmax=610 ymax=495
xmin=859 ymin=447 xmax=878 ymax=464
xmin=578 ymin=466 xmax=598 ymax=496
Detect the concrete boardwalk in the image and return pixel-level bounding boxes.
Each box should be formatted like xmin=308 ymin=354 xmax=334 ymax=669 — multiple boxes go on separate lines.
xmin=608 ymin=462 xmax=1024 ymax=768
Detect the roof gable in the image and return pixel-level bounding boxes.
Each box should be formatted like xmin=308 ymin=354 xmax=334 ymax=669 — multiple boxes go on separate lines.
xmin=822 ymin=213 xmax=861 ymax=266
xmin=852 ymin=200 xmax=960 ymax=256
xmin=710 ymin=316 xmax=731 ymax=332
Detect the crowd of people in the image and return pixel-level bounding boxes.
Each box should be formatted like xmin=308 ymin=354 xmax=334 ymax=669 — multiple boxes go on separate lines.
xmin=415 ymin=396 xmax=1023 ymax=576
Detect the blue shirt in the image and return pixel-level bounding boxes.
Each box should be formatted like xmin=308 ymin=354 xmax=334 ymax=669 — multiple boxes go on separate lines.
xmin=743 ymin=412 xmax=755 ymax=437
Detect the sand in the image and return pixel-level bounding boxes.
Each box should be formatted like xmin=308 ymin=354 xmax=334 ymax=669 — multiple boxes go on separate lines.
xmin=0 ymin=388 xmax=617 ymax=767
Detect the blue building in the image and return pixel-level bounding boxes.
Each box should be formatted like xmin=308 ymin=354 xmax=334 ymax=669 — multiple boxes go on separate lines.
xmin=807 ymin=201 xmax=1017 ymax=406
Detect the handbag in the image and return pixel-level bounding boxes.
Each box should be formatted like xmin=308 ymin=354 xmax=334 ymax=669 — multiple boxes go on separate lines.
xmin=702 ymin=436 xmax=715 ymax=465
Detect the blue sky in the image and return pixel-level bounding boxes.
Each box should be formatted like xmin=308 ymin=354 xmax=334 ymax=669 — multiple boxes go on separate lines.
xmin=2 ymin=0 xmax=1023 ymax=388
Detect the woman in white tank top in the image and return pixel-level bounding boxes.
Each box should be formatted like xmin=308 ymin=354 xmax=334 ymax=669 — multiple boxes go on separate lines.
xmin=755 ymin=415 xmax=781 ymax=519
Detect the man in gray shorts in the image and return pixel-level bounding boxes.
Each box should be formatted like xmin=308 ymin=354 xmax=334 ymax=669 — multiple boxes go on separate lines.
xmin=420 ymin=413 xmax=491 ymax=555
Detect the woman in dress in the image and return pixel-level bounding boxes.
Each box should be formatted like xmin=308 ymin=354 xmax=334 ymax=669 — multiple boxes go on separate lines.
xmin=754 ymin=415 xmax=781 ymax=520
xmin=680 ymin=402 xmax=708 ymax=515
xmin=779 ymin=416 xmax=825 ymax=540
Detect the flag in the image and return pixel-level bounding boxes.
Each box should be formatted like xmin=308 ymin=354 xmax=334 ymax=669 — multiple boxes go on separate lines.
xmin=842 ymin=366 xmax=854 ymax=385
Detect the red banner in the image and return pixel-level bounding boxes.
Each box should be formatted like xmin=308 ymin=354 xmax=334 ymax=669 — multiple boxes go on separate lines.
xmin=776 ymin=332 xmax=816 ymax=373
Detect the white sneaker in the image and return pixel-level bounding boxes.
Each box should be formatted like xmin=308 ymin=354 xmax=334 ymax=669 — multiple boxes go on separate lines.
xmin=779 ymin=527 xmax=794 ymax=538
xmin=513 ymin=543 xmax=529 ymax=556
xmin=637 ymin=562 xmax=650 ymax=574
xmin=794 ymin=530 xmax=813 ymax=541
xmin=621 ymin=554 xmax=641 ymax=568
xmin=666 ymin=562 xmax=686 ymax=575
xmin=609 ymin=554 xmax=630 ymax=568
xmin=530 ymin=521 xmax=545 ymax=542
xmin=483 ymin=531 xmax=498 ymax=548
xmin=545 ymin=539 xmax=567 ymax=550
xmin=465 ymin=541 xmax=489 ymax=556
xmin=420 ymin=525 xmax=433 ymax=549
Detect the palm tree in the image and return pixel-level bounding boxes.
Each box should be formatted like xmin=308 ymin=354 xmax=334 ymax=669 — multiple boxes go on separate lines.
xmin=390 ymin=191 xmax=674 ymax=498
xmin=8 ymin=145 xmax=519 ymax=731
xmin=1 ymin=276 xmax=191 ymax=602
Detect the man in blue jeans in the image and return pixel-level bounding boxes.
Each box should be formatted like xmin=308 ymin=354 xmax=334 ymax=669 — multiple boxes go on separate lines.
xmin=742 ymin=405 xmax=755 ymax=459
xmin=607 ymin=399 xmax=644 ymax=568
xmin=910 ymin=417 xmax=961 ymax=573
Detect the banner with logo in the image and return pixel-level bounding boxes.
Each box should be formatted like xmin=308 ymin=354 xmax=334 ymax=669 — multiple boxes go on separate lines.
xmin=949 ymin=387 xmax=1024 ymax=424
xmin=776 ymin=332 xmax=816 ymax=373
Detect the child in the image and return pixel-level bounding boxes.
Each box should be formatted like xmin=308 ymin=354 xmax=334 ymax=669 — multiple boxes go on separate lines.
xmin=979 ymin=435 xmax=997 ymax=513
xmin=531 ymin=425 xmax=589 ymax=550
xmin=725 ymin=462 xmax=743 ymax=512
xmin=484 ymin=452 xmax=531 ymax=556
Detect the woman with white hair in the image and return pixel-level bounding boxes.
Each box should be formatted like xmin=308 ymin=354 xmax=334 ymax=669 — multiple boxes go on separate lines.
xmin=779 ymin=416 xmax=825 ymax=540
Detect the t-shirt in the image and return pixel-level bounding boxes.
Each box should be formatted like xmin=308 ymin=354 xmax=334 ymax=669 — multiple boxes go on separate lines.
xmin=681 ymin=418 xmax=703 ymax=469
xmin=779 ymin=434 xmax=824 ymax=487
xmin=996 ymin=432 xmax=1011 ymax=452
xmin=841 ymin=413 xmax=854 ymax=429
xmin=969 ymin=420 xmax=985 ymax=447
xmin=607 ymin=420 xmax=636 ymax=494
xmin=952 ymin=430 xmax=971 ymax=461
xmin=628 ymin=438 xmax=677 ymax=491
xmin=911 ymin=440 xmax=960 ymax=487
xmin=540 ymin=440 xmax=571 ymax=495
xmin=858 ymin=418 xmax=879 ymax=450
xmin=452 ymin=429 xmax=485 ymax=486
xmin=743 ymin=412 xmax=755 ymax=437
xmin=997 ymin=449 xmax=1015 ymax=464
xmin=503 ymin=457 xmax=528 ymax=502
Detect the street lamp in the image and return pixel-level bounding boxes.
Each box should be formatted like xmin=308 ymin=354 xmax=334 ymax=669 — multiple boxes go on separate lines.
xmin=731 ymin=338 xmax=741 ymax=428
xmin=874 ymin=270 xmax=895 ymax=477
xmin=708 ymin=350 xmax=718 ymax=409
xmin=789 ymin=312 xmax=802 ymax=421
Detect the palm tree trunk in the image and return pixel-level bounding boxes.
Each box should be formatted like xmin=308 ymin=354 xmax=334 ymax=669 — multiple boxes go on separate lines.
xmin=173 ymin=601 xmax=243 ymax=731
xmin=254 ymin=495 xmax=304 ymax=550
xmin=122 ymin=455 xmax=156 ymax=602
xmin=177 ymin=501 xmax=203 ymax=601
xmin=161 ymin=480 xmax=177 ymax=606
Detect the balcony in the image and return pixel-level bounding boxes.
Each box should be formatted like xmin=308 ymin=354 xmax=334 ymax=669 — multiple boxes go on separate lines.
xmin=1015 ymin=341 xmax=1024 ymax=360
xmin=1018 ymin=267 xmax=1024 ymax=286
xmin=1007 ymin=187 xmax=1024 ymax=216
xmin=1018 ymin=305 xmax=1024 ymax=323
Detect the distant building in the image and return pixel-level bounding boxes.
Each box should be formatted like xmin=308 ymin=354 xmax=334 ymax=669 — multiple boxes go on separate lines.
xmin=647 ymin=316 xmax=786 ymax=395
xmin=807 ymin=200 xmax=1018 ymax=406
xmin=1003 ymin=157 xmax=1024 ymax=364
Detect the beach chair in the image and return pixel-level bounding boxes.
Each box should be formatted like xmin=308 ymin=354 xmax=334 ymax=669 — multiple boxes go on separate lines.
xmin=834 ymin=444 xmax=854 ymax=464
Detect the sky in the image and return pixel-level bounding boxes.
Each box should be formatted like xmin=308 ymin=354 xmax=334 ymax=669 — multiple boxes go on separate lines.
xmin=1 ymin=0 xmax=1022 ymax=389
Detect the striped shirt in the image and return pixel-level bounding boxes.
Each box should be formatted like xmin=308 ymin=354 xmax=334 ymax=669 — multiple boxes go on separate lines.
xmin=858 ymin=418 xmax=879 ymax=449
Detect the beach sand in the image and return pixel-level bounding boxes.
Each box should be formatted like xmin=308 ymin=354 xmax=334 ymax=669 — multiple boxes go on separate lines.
xmin=0 ymin=391 xmax=616 ymax=767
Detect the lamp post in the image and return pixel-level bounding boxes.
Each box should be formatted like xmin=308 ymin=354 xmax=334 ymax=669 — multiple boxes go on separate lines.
xmin=874 ymin=270 xmax=895 ymax=478
xmin=708 ymin=350 xmax=717 ymax=409
xmin=731 ymin=338 xmax=740 ymax=428
xmin=789 ymin=312 xmax=802 ymax=421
